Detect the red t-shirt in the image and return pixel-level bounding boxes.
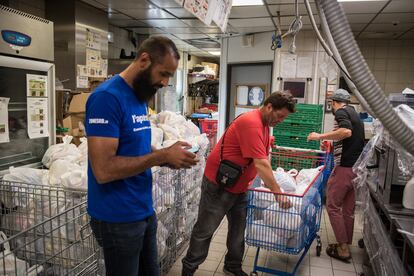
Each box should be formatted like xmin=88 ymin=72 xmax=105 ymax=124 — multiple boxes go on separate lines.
xmin=204 ymin=109 xmax=270 ymax=194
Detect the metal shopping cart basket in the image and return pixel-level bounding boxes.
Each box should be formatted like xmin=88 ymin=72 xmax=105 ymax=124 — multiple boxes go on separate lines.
xmin=0 ymin=180 xmax=101 ymax=275
xmin=246 ymin=144 xmax=332 ymax=276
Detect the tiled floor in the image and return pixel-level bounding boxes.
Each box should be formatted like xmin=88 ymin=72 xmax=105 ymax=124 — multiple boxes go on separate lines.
xmin=167 ymin=209 xmax=366 ymax=276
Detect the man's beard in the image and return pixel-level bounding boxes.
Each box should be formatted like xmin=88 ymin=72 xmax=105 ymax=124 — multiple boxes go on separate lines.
xmin=131 ymin=67 xmax=161 ymax=103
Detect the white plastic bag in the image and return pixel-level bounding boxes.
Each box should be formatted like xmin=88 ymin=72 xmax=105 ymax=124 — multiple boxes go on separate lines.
xmin=49 ymin=160 xmax=82 ymax=186
xmin=42 ymin=136 xmax=81 ymax=168
xmin=158 ymin=124 xmax=181 ymax=141
xmin=0 ymin=231 xmax=43 ymax=276
xmin=151 ymin=126 xmax=164 ymax=149
xmin=273 ymin=168 xmax=296 ymax=192
xmin=61 ymin=169 xmax=87 ymax=191
xmin=263 ymin=203 xmax=302 ymax=239
xmin=3 ymin=167 xmax=49 ymax=186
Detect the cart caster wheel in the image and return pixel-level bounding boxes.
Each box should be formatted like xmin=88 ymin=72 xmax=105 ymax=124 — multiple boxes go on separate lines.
xmin=358 ymin=239 xmax=364 ymax=249
xmin=250 ymin=272 xmax=258 ymax=276
xmin=316 ymin=245 xmax=322 ymax=256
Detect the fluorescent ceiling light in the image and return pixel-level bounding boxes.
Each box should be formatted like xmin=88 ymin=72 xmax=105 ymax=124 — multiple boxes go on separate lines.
xmin=338 ymin=0 xmax=386 ymax=2
xmin=232 ymin=0 xmax=263 ymax=6
xmin=208 ymin=51 xmax=221 ymax=56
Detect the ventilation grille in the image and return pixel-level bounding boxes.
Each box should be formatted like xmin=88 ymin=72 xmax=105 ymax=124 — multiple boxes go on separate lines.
xmin=0 ymin=4 xmax=50 ymax=24
xmin=183 ymin=38 xmax=220 ymax=49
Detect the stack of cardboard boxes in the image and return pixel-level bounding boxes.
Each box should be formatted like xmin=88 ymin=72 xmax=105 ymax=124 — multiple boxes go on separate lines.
xmin=62 ymin=92 xmax=90 ymax=144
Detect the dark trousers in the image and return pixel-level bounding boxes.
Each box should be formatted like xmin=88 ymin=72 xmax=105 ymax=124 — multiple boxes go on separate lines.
xmin=90 ymin=213 xmax=159 ymax=276
xmin=182 ymin=177 xmax=248 ymax=274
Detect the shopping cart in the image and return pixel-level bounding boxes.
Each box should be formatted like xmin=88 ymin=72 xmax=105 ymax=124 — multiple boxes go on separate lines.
xmin=246 ymin=145 xmax=332 ymax=276
xmin=0 ymin=180 xmax=101 ymax=276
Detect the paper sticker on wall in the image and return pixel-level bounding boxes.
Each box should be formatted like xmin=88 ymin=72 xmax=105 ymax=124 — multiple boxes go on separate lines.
xmin=86 ymin=48 xmax=101 ymax=70
xmin=27 ymin=74 xmax=47 ymax=97
xmin=0 ymin=97 xmax=10 ymax=143
xmin=27 ymin=98 xmax=49 ymax=139
xmin=281 ymin=53 xmax=297 ymax=78
xmin=86 ymin=29 xmax=101 ymax=50
xmin=77 ymin=76 xmax=89 ymax=88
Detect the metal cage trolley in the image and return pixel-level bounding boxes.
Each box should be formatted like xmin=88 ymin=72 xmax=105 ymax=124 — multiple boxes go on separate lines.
xmin=0 ymin=180 xmax=100 ymax=276
xmin=246 ymin=145 xmax=332 ymax=276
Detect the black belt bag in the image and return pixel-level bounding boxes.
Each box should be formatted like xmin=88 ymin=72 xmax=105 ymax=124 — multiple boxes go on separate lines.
xmin=215 ymin=116 xmax=252 ymax=189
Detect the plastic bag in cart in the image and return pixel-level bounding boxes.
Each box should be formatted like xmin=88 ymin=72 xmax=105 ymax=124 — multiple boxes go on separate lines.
xmin=0 ymin=231 xmax=43 ymax=276
xmin=42 ymin=135 xmax=81 ymax=168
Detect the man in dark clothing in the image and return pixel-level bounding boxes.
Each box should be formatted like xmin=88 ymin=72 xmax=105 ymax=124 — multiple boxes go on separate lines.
xmin=307 ymin=89 xmax=364 ymax=263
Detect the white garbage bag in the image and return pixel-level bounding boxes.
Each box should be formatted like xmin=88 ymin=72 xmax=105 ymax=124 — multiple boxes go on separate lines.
xmin=151 ymin=126 xmax=164 ymax=149
xmin=273 ymin=168 xmax=296 ymax=192
xmin=263 ymin=203 xmax=302 ymax=239
xmin=158 ymin=124 xmax=181 ymax=141
xmin=49 ymin=160 xmax=82 ymax=186
xmin=61 ymin=169 xmax=87 ymax=191
xmin=42 ymin=136 xmax=81 ymax=168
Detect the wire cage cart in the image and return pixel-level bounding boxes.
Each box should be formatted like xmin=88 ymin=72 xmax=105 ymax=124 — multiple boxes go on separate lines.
xmin=246 ymin=145 xmax=332 ymax=276
xmin=0 ymin=181 xmax=100 ymax=276
xmin=152 ymin=158 xmax=205 ymax=275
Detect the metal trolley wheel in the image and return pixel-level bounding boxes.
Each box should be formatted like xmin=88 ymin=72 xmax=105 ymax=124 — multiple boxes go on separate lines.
xmin=316 ymin=235 xmax=322 ymax=257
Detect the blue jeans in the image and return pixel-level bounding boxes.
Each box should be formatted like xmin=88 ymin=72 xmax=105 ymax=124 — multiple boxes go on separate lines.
xmin=182 ymin=177 xmax=248 ymax=275
xmin=90 ymin=214 xmax=159 ymax=276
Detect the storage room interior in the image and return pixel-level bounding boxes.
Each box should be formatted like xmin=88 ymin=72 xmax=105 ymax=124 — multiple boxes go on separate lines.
xmin=0 ymin=0 xmax=414 ymax=275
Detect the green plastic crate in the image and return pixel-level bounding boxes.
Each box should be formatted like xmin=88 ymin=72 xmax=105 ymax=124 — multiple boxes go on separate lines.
xmin=273 ymin=120 xmax=322 ymax=135
xmin=287 ymin=104 xmax=323 ymax=124
xmin=271 ymin=155 xmax=313 ymax=171
xmin=274 ymin=132 xmax=320 ymax=150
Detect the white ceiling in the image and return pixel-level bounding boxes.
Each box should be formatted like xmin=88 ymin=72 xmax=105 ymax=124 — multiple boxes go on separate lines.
xmin=81 ymin=0 xmax=414 ymax=57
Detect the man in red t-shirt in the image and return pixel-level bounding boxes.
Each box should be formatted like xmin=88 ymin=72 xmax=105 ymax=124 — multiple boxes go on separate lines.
xmin=182 ymin=92 xmax=296 ymax=276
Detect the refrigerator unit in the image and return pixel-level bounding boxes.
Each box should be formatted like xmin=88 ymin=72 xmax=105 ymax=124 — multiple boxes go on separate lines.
xmin=0 ymin=5 xmax=55 ymax=174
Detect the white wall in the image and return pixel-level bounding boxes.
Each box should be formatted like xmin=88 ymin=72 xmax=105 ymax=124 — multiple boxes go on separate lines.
xmin=227 ymin=32 xmax=275 ymax=63
xmin=108 ymin=25 xmax=136 ymax=60
xmin=358 ymin=39 xmax=414 ymax=95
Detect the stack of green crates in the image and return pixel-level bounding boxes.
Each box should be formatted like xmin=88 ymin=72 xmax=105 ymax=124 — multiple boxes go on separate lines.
xmin=273 ymin=103 xmax=323 ymax=150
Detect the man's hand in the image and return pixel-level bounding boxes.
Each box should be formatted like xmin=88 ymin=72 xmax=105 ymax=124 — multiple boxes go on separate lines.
xmin=163 ymin=141 xmax=199 ymax=169
xmin=275 ymin=194 xmax=292 ymax=209
xmin=307 ymin=132 xmax=321 ymax=142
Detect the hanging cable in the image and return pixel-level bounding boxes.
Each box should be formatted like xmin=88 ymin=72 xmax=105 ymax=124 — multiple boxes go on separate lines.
xmin=279 ymin=0 xmax=303 ymax=54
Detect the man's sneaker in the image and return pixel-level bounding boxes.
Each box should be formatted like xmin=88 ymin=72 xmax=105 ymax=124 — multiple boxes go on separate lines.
xmin=223 ymin=266 xmax=248 ymax=276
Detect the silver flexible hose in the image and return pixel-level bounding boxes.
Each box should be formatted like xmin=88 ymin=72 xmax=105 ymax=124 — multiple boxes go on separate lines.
xmin=319 ymin=0 xmax=414 ymax=156
xmin=306 ymin=0 xmax=376 ymax=117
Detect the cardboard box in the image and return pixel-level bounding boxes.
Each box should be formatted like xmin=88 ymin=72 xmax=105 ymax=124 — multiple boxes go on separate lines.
xmin=68 ymin=93 xmax=90 ymax=113
xmin=63 ymin=113 xmax=85 ymax=134
xmin=201 ymin=62 xmax=219 ymax=76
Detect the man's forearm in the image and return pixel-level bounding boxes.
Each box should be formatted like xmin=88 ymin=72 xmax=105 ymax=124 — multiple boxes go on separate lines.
xmin=319 ymin=128 xmax=351 ymax=141
xmin=95 ymin=150 xmax=166 ymax=184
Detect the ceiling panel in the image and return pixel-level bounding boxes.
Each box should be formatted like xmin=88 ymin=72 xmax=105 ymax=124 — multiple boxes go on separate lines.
xmin=121 ymin=8 xmax=174 ymax=19
xmin=340 ymin=1 xmax=387 ymax=14
xmin=346 ymin=13 xmax=376 ymax=24
xmin=268 ymin=3 xmax=317 ymax=16
xmin=108 ymin=12 xmax=130 ymax=20
xmin=142 ymin=19 xmax=188 ymax=28
xmin=229 ymin=18 xmax=273 ymax=27
xmin=383 ymin=0 xmax=414 ymax=13
xmin=231 ymin=26 xmax=275 ymax=34
xmin=175 ymin=33 xmax=210 ymax=40
xmin=81 ymin=0 xmax=107 ymax=10
xmin=349 ymin=23 xmax=368 ymax=32
xmin=182 ymin=19 xmax=213 ymax=28
xmin=358 ymin=32 xmax=401 ymax=39
xmin=399 ymin=29 xmax=414 ymax=39
xmin=159 ymin=27 xmax=203 ymax=34
xmin=229 ymin=6 xmax=268 ymax=18
xmin=373 ymin=13 xmax=414 ymax=24
xmin=165 ymin=7 xmax=196 ymax=18
xmin=365 ymin=22 xmax=414 ymax=32
xmin=130 ymin=27 xmax=165 ymax=34
xmin=96 ymin=0 xmax=151 ymax=10
xmin=108 ymin=19 xmax=149 ymax=27
xmin=147 ymin=0 xmax=182 ymax=8
xmin=266 ymin=0 xmax=315 ymax=4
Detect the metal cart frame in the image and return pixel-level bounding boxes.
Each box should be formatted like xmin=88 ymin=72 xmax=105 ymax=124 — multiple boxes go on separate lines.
xmin=246 ymin=145 xmax=332 ymax=276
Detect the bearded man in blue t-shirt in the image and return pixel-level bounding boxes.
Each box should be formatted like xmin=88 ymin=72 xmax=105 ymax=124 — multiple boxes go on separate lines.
xmin=85 ymin=36 xmax=198 ymax=276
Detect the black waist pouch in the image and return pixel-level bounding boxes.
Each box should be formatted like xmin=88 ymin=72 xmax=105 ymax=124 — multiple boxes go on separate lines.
xmin=216 ymin=160 xmax=243 ymax=189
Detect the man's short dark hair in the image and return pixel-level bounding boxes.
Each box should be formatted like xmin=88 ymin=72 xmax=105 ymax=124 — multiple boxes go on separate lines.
xmin=263 ymin=91 xmax=296 ymax=113
xmin=136 ymin=36 xmax=180 ymax=64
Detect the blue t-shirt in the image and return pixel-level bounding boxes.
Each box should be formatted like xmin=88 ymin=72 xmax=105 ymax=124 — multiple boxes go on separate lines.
xmin=85 ymin=75 xmax=154 ymax=223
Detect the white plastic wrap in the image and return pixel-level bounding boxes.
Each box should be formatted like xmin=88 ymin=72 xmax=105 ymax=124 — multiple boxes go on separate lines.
xmin=41 ymin=136 xmax=81 ymax=168
xmin=247 ymin=220 xmax=289 ymax=247
xmin=157 ymin=221 xmax=169 ymax=258
xmin=273 ymin=168 xmax=296 ymax=192
xmin=262 ymin=203 xmax=302 ymax=239
xmin=49 ymin=160 xmax=81 ymax=186
xmin=151 ymin=126 xmax=164 ymax=149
